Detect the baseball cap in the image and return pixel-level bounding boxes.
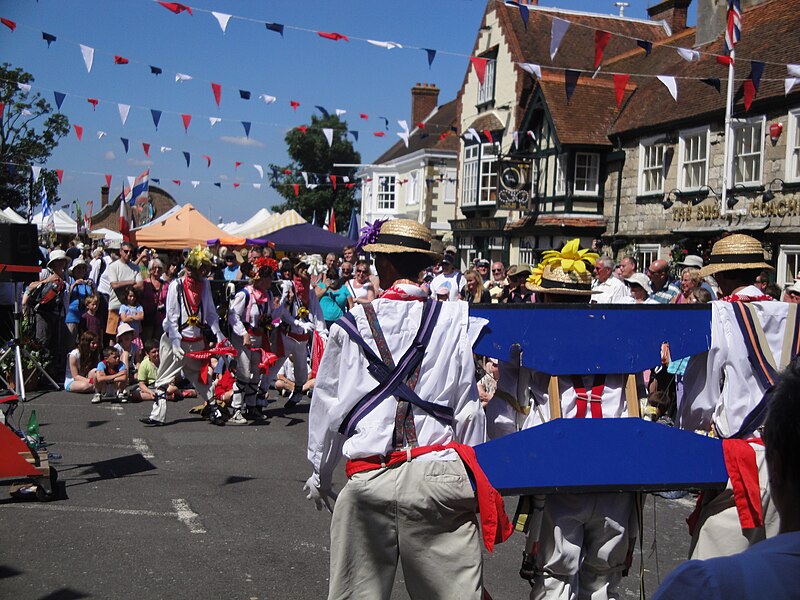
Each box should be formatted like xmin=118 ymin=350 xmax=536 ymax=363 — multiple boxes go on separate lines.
xmin=444 ymin=245 xmax=457 ymax=255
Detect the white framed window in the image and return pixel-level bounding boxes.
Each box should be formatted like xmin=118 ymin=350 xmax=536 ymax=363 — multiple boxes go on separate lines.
xmin=406 ymin=171 xmax=419 ymax=206
xmin=555 ymin=154 xmax=567 ymax=195
xmin=477 ymin=58 xmax=496 ymax=105
xmin=444 ymin=168 xmax=457 ymax=204
xmin=637 ymin=244 xmax=660 ymax=271
xmin=785 ymin=111 xmax=800 ymax=182
xmin=461 ymin=145 xmax=480 ymax=207
xmin=777 ymin=245 xmax=800 ymax=287
xmin=639 ymin=138 xmax=667 ymax=195
xmin=732 ymin=116 xmax=765 ymax=186
xmin=376 ymin=175 xmax=396 ymax=211
xmin=479 ymin=142 xmax=499 ymax=205
xmin=678 ymin=127 xmax=709 ymax=191
xmin=574 ymin=152 xmax=600 ymax=196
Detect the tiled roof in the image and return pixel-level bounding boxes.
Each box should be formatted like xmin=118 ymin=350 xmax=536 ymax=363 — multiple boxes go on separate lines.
xmin=466 ymin=113 xmax=505 ymax=132
xmin=538 ymin=76 xmax=620 ymax=146
xmin=506 ymin=214 xmax=606 ymax=231
xmin=374 ymin=99 xmax=459 ymax=164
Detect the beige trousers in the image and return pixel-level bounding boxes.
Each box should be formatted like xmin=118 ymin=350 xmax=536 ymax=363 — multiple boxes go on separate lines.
xmin=328 ymin=459 xmax=483 ymax=600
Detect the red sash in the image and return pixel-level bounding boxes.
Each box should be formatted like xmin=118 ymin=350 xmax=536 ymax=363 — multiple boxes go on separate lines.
xmin=571 ymin=375 xmax=606 ymax=419
xmin=723 ymin=438 xmax=765 ymax=529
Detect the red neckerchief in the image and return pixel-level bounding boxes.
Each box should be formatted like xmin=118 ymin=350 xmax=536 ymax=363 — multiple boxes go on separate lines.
xmin=293 ymin=276 xmax=309 ymax=306
xmin=720 ymin=294 xmax=773 ymax=302
xmin=381 ymin=282 xmax=427 ymax=301
xmin=182 ymin=276 xmax=204 ymax=314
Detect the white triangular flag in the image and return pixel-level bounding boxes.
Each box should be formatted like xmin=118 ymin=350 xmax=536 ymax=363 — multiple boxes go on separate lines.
xmin=657 ymin=75 xmax=678 ymax=101
xmin=118 ymin=103 xmax=130 ymax=126
xmin=788 ymin=64 xmax=800 ymax=78
xmin=175 ymin=72 xmax=193 ymax=83
xmin=323 ymin=128 xmax=334 ymax=146
xmin=191 ymin=181 xmax=200 ymax=188
xmin=127 ymin=175 xmax=136 ymax=190
xmin=398 ymin=132 xmax=410 ymax=148
xmin=21 ymin=109 xmax=33 ymax=116
xmin=209 ymin=117 xmax=222 ymax=127
xmin=253 ymin=183 xmax=261 ymax=190
xmin=398 ymin=120 xmax=409 ymax=133
xmin=786 ymin=78 xmax=798 ymax=95
xmin=513 ymin=131 xmax=520 ymax=150
xmin=17 ymin=83 xmax=31 ymax=94
xmin=676 ymin=48 xmax=700 ymax=62
xmin=467 ymin=128 xmax=481 ymax=143
xmin=211 ymin=12 xmax=231 ymax=33
xmin=160 ymin=146 xmax=172 ymax=153
xmin=519 ymin=63 xmax=542 ymax=79
xmin=31 ymin=166 xmax=42 ymax=182
xmin=301 ymin=172 xmax=309 ymax=188
xmin=308 ymin=184 xmax=319 ymax=190
xmin=253 ymin=164 xmax=264 ymax=179
xmin=79 ymin=44 xmax=94 ymax=73
xmin=550 ymin=18 xmax=570 ymax=61
xmin=97 ymin=130 xmax=107 ymax=139
xmin=366 ymin=39 xmax=402 ymax=50
xmin=343 ymin=176 xmax=350 ymax=183
xmin=259 ymin=94 xmax=277 ymax=104
xmin=335 ymin=109 xmax=346 ymax=117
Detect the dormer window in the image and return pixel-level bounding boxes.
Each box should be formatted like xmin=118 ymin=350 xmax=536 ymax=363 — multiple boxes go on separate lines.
xmin=476 ymin=49 xmax=497 ymax=109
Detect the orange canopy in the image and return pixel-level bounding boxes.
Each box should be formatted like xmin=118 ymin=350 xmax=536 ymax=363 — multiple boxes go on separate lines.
xmin=132 ymin=203 xmax=245 ymax=250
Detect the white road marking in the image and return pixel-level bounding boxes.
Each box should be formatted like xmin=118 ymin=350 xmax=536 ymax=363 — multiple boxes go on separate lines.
xmin=172 ymin=498 xmax=206 ymax=534
xmin=107 ymin=405 xmax=124 ymax=412
xmin=54 ymin=441 xmax=137 ymax=450
xmin=132 ymin=437 xmax=154 ymax=459
xmin=2 ymin=504 xmax=173 ymax=517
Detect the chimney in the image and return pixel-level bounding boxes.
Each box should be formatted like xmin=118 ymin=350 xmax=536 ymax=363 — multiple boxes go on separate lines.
xmin=695 ymin=0 xmax=766 ymax=47
xmin=101 ymin=186 xmax=109 ymax=208
xmin=647 ymin=0 xmax=691 ymax=35
xmin=411 ymin=83 xmax=440 ymax=127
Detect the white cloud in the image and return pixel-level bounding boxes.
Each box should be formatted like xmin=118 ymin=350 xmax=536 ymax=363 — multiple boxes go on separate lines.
xmin=104 ymin=151 xmax=116 ymax=160
xmin=127 ymin=158 xmax=154 ymax=166
xmin=220 ymin=135 xmax=265 ymax=148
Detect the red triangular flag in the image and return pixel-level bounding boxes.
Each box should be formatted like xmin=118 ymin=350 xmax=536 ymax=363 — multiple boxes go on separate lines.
xmin=328 ymin=207 xmax=336 ymax=232
xmin=483 ymin=130 xmax=493 ymax=144
xmin=374 ymin=131 xmax=385 ymax=137
xmin=290 ymin=100 xmax=300 ymax=111
xmin=613 ymin=74 xmax=630 ymax=108
xmin=296 ymin=125 xmax=307 ymax=134
xmin=594 ymin=31 xmax=611 ymax=69
xmin=203 ymin=155 xmax=211 ymax=167
xmin=0 ymin=102 xmax=4 ymax=119
xmin=233 ymin=183 xmax=240 ymax=188
xmin=142 ymin=143 xmax=150 ymax=157
xmin=73 ymin=125 xmax=83 ymax=140
xmin=416 ymin=122 xmax=426 ymax=129
xmin=114 ymin=55 xmax=129 ymax=65
xmin=317 ymin=31 xmax=349 ymax=42
xmin=211 ymin=82 xmax=222 ymax=107
xmin=87 ymin=98 xmax=99 ymax=110
xmin=470 ymin=57 xmax=488 ymax=86
xmin=716 ymin=55 xmax=734 ymax=66
xmin=360 ymin=113 xmax=369 ymax=120
xmin=292 ymin=184 xmax=300 ymax=197
xmin=172 ymin=180 xmax=181 ymax=186
xmin=439 ymin=132 xmax=448 ymax=141
xmin=743 ymin=80 xmax=756 ymax=112
xmin=105 ymin=174 xmax=112 ymax=188
xmin=181 ymin=113 xmax=192 ymax=132
xmin=1 ymin=18 xmax=16 ymax=32
xmin=330 ymin=175 xmax=337 ymax=190
xmin=235 ymin=161 xmax=242 ymax=170
xmin=56 ymin=170 xmax=63 ymax=184
xmin=346 ymin=183 xmax=355 ymax=189
xmin=283 ymin=169 xmax=293 ymax=175
xmin=158 ymin=2 xmax=192 ymax=15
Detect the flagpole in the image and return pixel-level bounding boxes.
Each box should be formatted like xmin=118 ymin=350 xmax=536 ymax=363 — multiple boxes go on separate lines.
xmin=721 ymin=53 xmax=735 ymax=217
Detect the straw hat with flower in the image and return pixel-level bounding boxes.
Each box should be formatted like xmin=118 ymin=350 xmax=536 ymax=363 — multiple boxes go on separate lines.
xmin=525 ymin=239 xmax=601 ymax=295
xmin=697 ymin=234 xmax=773 ymax=278
xmin=360 ymin=218 xmax=441 ymax=260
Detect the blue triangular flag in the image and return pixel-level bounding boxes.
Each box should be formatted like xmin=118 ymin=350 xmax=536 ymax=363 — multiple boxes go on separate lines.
xmin=518 ymin=2 xmax=529 ymax=28
xmin=424 ymin=48 xmax=436 ymax=69
xmin=54 ymin=91 xmax=65 ymax=110
xmin=151 ymin=109 xmax=162 ymax=130
xmin=239 ymin=89 xmax=251 ymax=100
xmin=151 ymin=178 xmax=160 ymax=184
xmin=565 ymin=70 xmax=580 ymax=102
xmin=242 ymin=121 xmax=251 ymax=138
xmin=350 ymin=130 xmax=359 ymax=142
xmin=637 ymin=40 xmax=652 ymax=56
xmin=701 ymin=78 xmax=721 ymax=93
xmin=379 ymin=116 xmax=389 ymax=130
xmin=183 ymin=151 xmax=190 ymax=167
xmin=750 ymin=61 xmax=766 ymax=93
xmin=315 ymin=105 xmax=330 ymax=118
xmin=150 ymin=65 xmax=162 ymax=75
xmin=121 ymin=138 xmax=129 ymax=153
xmin=42 ymin=32 xmax=56 ymax=47
xmin=214 ymin=182 xmax=221 ymax=188
xmin=347 ymin=207 xmax=359 ymax=242
xmin=265 ymin=22 xmax=284 ymax=36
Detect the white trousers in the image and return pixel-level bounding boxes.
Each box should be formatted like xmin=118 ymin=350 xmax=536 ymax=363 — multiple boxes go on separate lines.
xmin=328 ymin=459 xmax=483 ymax=600
xmin=531 ymin=493 xmax=635 ymax=600
xmin=149 ymin=335 xmax=210 ymax=423
xmin=230 ymin=334 xmax=272 ymax=410
xmin=279 ymin=333 xmax=308 ymax=398
xmin=689 ymin=443 xmax=780 ymax=560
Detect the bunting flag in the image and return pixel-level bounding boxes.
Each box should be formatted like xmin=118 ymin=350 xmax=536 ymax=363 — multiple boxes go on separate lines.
xmin=118 ymin=103 xmax=130 ymax=125
xmin=212 ymin=11 xmax=231 ymax=33
xmin=323 ymin=128 xmax=334 ymax=146
xmin=87 ymin=98 xmax=98 ymax=110
xmin=173 ymin=180 xmax=181 ymax=186
xmin=786 ymin=78 xmax=798 ymax=95
xmin=373 ymin=131 xmax=385 ymax=137
xmin=114 ymin=55 xmax=129 ymax=65
xmin=594 ymin=31 xmax=611 ymax=69
xmin=233 ymin=182 xmax=239 ymax=189
xmin=318 ymin=31 xmax=348 ymax=42
xmin=265 ymin=22 xmax=284 ymax=36
xmin=336 ymin=108 xmax=346 ymax=117
xmin=564 ymin=70 xmax=580 ymax=102
xmin=242 ymin=121 xmax=251 ymax=137
xmin=379 ymin=116 xmax=389 ymax=130
xmin=323 ymin=209 xmax=330 ymax=230
xmin=158 ymin=2 xmax=193 ymax=16
xmin=182 ymin=113 xmax=192 ymax=132
xmin=142 ymin=143 xmax=150 ymax=157
xmin=42 ymin=32 xmax=56 ymax=46
xmin=425 ymin=48 xmax=436 ymax=68
xmin=350 ymin=130 xmax=359 ymax=141
xmin=175 ymin=72 xmax=193 ymax=82
xmin=183 ymin=151 xmax=190 ymax=167
xmin=613 ymin=73 xmax=630 ymax=108
xmin=209 ymin=116 xmax=221 ymax=127
xmin=292 ymin=184 xmax=300 ymax=197
xmin=259 ymin=94 xmax=276 ymax=104
xmin=0 ymin=102 xmax=3 ymax=120
xmin=254 ymin=164 xmax=263 ymax=178
xmin=519 ymin=63 xmax=542 ymax=79
xmin=483 ymin=130 xmax=494 ymax=144
xmin=211 ymin=82 xmax=222 ymax=107
xmin=360 ymin=113 xmax=369 ymax=120
xmin=750 ymin=61 xmax=765 ymax=92
xmin=239 ymin=89 xmax=251 ymax=100
xmin=470 ymin=56 xmax=488 ymax=86
xmin=725 ymin=0 xmax=742 ymax=56
xmin=214 ymin=182 xmax=221 ymax=188
xmin=235 ymin=161 xmax=242 ymax=170
xmin=79 ymin=44 xmax=94 ymax=72
xmin=657 ymin=75 xmax=678 ymax=101
xmin=56 ymin=169 xmax=63 ymax=184
xmin=151 ymin=109 xmax=162 ymax=130
xmin=347 ymin=207 xmax=359 ymax=242
xmin=73 ymin=124 xmax=83 ymax=140
xmin=637 ymin=40 xmax=652 ymax=56
xmin=121 ymin=138 xmax=129 ymax=153
xmin=466 ymin=128 xmax=481 ymax=143
xmin=328 ymin=207 xmax=336 ymax=233
xmin=203 ymin=155 xmax=211 ymax=167
xmin=150 ymin=66 xmax=163 ymax=75
xmin=550 ymin=18 xmax=570 ymax=60
xmin=160 ymin=146 xmax=171 ymax=152
xmin=330 ymin=175 xmax=337 ymax=190
xmin=743 ymin=80 xmax=756 ymax=111
xmin=315 ymin=105 xmax=330 ymax=118
xmin=290 ymin=100 xmax=300 ymax=111
xmin=54 ymin=91 xmax=66 ymax=110
xmin=31 ymin=165 xmax=42 ymax=182
xmin=716 ymin=55 xmax=734 ymax=66
xmin=701 ymin=78 xmax=721 ymax=93
xmin=1 ymin=18 xmax=17 ymax=32
xmin=677 ymin=48 xmax=700 ymax=62
xmin=367 ymin=40 xmax=402 ymax=50
xmin=192 ymin=181 xmax=200 ymax=188
xmin=789 ymin=64 xmax=800 ymax=78
xmin=17 ymin=83 xmax=31 ymax=94
xmin=296 ymin=125 xmax=308 ymax=134
xmin=105 ymin=174 xmax=112 ymax=188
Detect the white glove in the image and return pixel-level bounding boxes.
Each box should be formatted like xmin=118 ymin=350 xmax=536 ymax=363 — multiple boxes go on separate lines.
xmin=171 ymin=341 xmax=185 ymax=360
xmin=299 ymin=321 xmax=315 ymax=334
xmin=303 ymin=473 xmax=337 ymax=513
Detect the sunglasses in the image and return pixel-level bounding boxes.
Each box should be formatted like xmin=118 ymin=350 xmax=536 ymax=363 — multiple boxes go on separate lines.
xmin=120 ymin=249 xmax=130 ymax=254
xmin=491 ymin=268 xmax=503 ymax=273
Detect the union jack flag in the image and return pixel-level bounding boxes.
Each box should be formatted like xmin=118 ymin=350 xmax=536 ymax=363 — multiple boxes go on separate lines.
xmin=724 ymin=0 xmax=742 ymax=56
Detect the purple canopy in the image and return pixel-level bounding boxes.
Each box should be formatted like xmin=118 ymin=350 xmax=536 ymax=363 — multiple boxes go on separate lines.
xmin=259 ymin=223 xmax=348 ymax=254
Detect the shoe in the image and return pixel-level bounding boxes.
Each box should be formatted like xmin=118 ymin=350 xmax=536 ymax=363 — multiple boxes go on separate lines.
xmin=284 ymin=394 xmax=301 ymax=409
xmin=117 ymin=391 xmax=128 ymax=403
xmin=91 ymin=393 xmax=102 ymax=404
xmin=228 ymin=410 xmax=248 ymax=425
xmin=209 ymin=407 xmax=225 ymax=426
xmin=305 ymin=389 xmax=313 ymax=398
xmin=246 ymin=407 xmax=268 ymax=422
xmin=279 ymin=389 xmax=290 ymax=398
xmin=139 ymin=417 xmax=163 ymax=426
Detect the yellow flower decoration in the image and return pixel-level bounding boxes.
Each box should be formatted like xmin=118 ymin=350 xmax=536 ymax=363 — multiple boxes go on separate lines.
xmin=527 ymin=264 xmax=544 ymax=287
xmin=186 ymin=315 xmax=200 ymax=327
xmin=297 ymin=306 xmax=310 ymax=320
xmin=539 ymin=239 xmax=599 ymax=274
xmin=185 ymin=245 xmax=213 ymax=270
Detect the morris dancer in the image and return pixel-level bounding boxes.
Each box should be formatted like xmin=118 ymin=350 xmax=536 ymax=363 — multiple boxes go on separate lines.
xmin=681 ymin=234 xmax=797 ymax=558
xmin=278 ymin=256 xmax=325 ymax=409
xmin=227 ymin=256 xmax=280 ymax=425
xmin=304 ymin=218 xmax=511 ymax=599
xmin=140 ymin=246 xmax=226 ymax=426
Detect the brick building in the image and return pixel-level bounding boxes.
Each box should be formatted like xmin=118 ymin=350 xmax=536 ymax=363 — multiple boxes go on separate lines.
xmin=91 ymin=185 xmax=178 ymax=234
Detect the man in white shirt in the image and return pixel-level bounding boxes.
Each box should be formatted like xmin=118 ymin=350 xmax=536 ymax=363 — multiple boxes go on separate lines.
xmin=591 ymin=256 xmax=627 ymax=304
xmin=105 ymin=242 xmax=143 ymax=338
xmin=429 ymin=252 xmax=465 ymax=301
xmin=304 ymin=219 xmax=510 ymax=599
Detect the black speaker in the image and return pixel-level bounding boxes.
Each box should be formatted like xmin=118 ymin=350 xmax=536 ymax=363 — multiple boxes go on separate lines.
xmin=0 ymin=223 xmax=42 ymax=282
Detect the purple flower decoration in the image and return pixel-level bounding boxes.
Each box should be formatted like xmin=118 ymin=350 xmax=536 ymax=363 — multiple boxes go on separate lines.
xmin=356 ymin=218 xmax=387 ymax=251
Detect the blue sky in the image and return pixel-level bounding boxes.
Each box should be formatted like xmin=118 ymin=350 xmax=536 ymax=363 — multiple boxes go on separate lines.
xmin=1 ymin=0 xmax=656 ymax=224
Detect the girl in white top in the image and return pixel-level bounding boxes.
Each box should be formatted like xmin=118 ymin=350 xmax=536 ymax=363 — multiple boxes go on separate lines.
xmin=65 ymin=330 xmax=101 ymax=393
xmin=347 ymin=260 xmax=376 ymax=304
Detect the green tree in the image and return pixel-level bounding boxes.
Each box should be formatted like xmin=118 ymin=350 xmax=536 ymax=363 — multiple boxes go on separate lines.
xmin=0 ymin=63 xmax=69 ymax=212
xmin=269 ymin=115 xmax=360 ymax=232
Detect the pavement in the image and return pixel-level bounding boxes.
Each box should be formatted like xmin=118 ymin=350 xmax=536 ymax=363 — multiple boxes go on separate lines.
xmin=1 ymin=388 xmax=694 ymax=599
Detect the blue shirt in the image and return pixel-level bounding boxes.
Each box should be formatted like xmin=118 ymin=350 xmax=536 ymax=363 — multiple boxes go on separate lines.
xmin=317 ymin=281 xmax=352 ymax=322
xmin=223 ymin=266 xmax=240 ymax=281
xmin=66 ymin=280 xmax=94 ymax=324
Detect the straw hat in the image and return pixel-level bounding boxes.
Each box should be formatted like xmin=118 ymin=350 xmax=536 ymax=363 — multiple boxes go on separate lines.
xmin=507 ymin=264 xmax=532 ymax=278
xmin=362 ymin=219 xmax=441 ymax=259
xmin=697 ymin=234 xmax=773 ymax=278
xmin=526 ymin=262 xmax=599 ymax=295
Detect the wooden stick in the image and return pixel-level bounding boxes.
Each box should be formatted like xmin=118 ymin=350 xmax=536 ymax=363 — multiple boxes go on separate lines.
xmin=548 ymin=376 xmax=562 ymax=420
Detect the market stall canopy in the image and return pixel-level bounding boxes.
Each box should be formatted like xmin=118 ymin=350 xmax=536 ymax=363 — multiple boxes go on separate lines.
xmin=222 ymin=207 xmax=273 ymax=235
xmin=260 ymin=223 xmax=348 ymax=254
xmin=31 ymin=209 xmax=78 ymax=236
xmin=132 ymin=203 xmax=245 ymax=250
xmin=2 ymin=208 xmax=26 ymax=224
xmin=238 ymin=209 xmax=306 ymax=238
xmin=89 ymin=227 xmax=123 ymax=244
